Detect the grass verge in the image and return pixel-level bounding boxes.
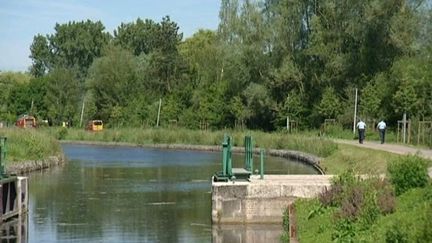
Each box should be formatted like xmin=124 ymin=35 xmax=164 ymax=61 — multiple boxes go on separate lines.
xmin=0 ymin=128 xmax=62 ymax=164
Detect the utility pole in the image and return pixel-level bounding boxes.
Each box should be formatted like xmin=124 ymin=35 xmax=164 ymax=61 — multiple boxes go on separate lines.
xmin=402 ymin=112 xmax=407 ymax=143
xmin=156 ymin=98 xmax=162 ymax=127
xmin=79 ymin=98 xmax=85 ymax=128
xmin=353 ymin=88 xmax=358 ymax=134
xmin=287 ymin=116 xmax=290 ymax=132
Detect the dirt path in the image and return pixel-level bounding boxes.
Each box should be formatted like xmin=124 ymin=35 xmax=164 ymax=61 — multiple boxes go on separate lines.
xmin=335 ymin=139 xmax=432 ymax=177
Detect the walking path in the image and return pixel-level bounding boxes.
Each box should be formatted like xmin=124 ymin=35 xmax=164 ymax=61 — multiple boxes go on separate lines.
xmin=335 ymin=139 xmax=432 ymax=177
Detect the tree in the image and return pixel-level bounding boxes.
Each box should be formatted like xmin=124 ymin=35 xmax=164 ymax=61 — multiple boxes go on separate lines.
xmin=229 ymin=96 xmax=250 ymax=129
xmin=45 ymin=68 xmax=80 ymax=124
xmin=29 ymin=35 xmax=51 ymax=77
xmin=318 ymin=86 xmax=342 ymax=119
xmin=243 ymin=83 xmax=275 ymax=130
xmin=113 ymin=18 xmax=159 ymax=55
xmin=361 ymin=81 xmax=382 ymax=120
xmin=86 ymin=45 xmax=139 ymax=123
xmin=179 ymin=30 xmax=223 ymax=88
xmin=276 ymin=91 xmax=306 ymax=128
xmin=29 ymin=20 xmax=111 ymax=77
xmin=0 ymin=72 xmax=32 ymax=122
xmin=267 ymin=57 xmax=304 ymax=103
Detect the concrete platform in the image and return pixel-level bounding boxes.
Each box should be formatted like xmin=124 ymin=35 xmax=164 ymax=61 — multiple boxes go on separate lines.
xmin=212 ymin=175 xmax=332 ymax=224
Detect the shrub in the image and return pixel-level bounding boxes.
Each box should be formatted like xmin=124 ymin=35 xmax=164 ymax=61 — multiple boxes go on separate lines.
xmin=377 ymin=188 xmax=396 ymax=215
xmin=339 ymin=187 xmax=364 ymax=220
xmin=56 ymin=127 xmax=68 ymax=140
xmin=424 ymin=182 xmax=432 ymax=201
xmin=332 ymin=218 xmax=356 ymax=242
xmin=385 ymin=222 xmax=408 ymax=243
xmin=358 ymin=191 xmax=380 ymax=229
xmin=387 ymin=155 xmax=429 ymax=196
xmin=418 ymin=203 xmax=432 ymax=242
xmin=319 ymin=185 xmax=343 ymax=207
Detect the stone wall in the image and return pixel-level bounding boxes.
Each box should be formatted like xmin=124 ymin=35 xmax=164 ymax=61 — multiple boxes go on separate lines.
xmin=6 ymin=155 xmax=66 ymax=175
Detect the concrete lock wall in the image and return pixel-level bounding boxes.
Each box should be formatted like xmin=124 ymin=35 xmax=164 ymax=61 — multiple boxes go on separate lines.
xmin=211 ymin=175 xmax=333 ymax=224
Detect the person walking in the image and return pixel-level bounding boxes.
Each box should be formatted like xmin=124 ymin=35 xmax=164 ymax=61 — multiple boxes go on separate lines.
xmin=377 ymin=120 xmax=387 ymax=144
xmin=356 ymin=120 xmax=366 ymax=144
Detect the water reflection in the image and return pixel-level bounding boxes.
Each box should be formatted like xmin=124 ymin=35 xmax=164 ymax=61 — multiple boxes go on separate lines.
xmin=26 ymin=144 xmax=316 ymax=242
xmin=212 ymin=224 xmax=282 ymax=243
xmin=0 ymin=215 xmax=28 ymax=243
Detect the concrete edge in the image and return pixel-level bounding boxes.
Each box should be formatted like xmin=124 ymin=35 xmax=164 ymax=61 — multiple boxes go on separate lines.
xmin=5 ymin=154 xmax=66 ymax=175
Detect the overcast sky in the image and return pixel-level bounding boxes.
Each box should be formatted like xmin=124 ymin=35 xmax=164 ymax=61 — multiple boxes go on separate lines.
xmin=0 ymin=0 xmax=221 ymax=72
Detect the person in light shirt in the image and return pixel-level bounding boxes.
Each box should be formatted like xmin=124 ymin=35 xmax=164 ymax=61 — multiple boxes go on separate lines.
xmin=377 ymin=120 xmax=387 ymax=144
xmin=356 ymin=120 xmax=366 ymax=144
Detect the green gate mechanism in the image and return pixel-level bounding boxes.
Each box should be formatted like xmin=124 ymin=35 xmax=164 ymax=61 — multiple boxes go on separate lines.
xmin=213 ymin=134 xmax=265 ymax=182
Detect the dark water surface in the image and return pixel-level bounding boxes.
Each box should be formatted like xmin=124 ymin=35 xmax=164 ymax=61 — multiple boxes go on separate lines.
xmin=26 ymin=144 xmax=317 ymax=242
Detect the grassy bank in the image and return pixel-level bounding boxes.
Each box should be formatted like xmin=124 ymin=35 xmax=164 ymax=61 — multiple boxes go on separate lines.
xmin=0 ymin=128 xmax=62 ymax=164
xmin=43 ymin=127 xmax=412 ymax=175
xmin=292 ymin=187 xmax=432 ymax=242
xmin=287 ymin=156 xmax=432 ymax=242
xmin=48 ymin=127 xmax=338 ymax=158
xmin=0 ymin=126 xmax=410 ymax=175
xmin=319 ymin=144 xmax=401 ymax=174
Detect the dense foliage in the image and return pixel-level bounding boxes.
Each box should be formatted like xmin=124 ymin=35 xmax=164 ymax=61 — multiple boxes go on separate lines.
xmin=1 ymin=0 xmax=431 ymax=133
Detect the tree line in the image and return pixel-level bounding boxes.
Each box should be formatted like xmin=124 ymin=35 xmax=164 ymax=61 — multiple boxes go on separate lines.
xmin=1 ymin=0 xmax=431 ymax=130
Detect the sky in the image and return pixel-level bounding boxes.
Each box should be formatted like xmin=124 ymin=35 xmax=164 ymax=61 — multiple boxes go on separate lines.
xmin=0 ymin=0 xmax=221 ymax=72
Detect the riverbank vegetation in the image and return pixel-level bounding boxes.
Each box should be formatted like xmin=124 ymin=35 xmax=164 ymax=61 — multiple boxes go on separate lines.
xmin=48 ymin=127 xmax=410 ymax=175
xmin=0 ymin=0 xmax=431 ymax=147
xmin=49 ymin=127 xmax=338 ymax=157
xmin=284 ymin=155 xmax=432 ymax=242
xmin=0 ymin=128 xmax=62 ymax=163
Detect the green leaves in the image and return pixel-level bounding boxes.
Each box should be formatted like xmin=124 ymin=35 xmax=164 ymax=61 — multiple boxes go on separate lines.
xmin=18 ymin=0 xmax=432 ymax=130
xmin=318 ymin=87 xmax=343 ymax=119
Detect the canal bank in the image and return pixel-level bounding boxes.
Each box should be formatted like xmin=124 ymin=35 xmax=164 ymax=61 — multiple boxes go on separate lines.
xmin=60 ymin=140 xmax=325 ymax=174
xmin=6 ymin=155 xmax=66 ymax=175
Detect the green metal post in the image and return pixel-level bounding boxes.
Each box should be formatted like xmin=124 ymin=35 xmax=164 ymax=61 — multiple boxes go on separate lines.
xmin=244 ymin=136 xmax=248 ymax=170
xmin=222 ymin=134 xmax=228 ymax=176
xmin=250 ymin=138 xmax=254 ymax=172
xmin=227 ymin=136 xmax=232 ymax=177
xmin=260 ymin=148 xmax=264 ymax=179
xmin=244 ymin=136 xmax=253 ymax=172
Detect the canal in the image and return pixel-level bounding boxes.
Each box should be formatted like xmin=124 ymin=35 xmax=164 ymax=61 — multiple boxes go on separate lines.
xmin=26 ymin=143 xmax=318 ymax=242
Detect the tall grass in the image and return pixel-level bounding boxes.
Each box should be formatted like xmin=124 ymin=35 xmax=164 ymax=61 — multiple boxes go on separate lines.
xmin=48 ymin=127 xmax=338 ymax=158
xmin=0 ymin=128 xmax=62 ymax=162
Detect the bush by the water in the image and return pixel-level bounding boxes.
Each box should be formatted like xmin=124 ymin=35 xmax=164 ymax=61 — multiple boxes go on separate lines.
xmin=387 ymin=155 xmax=429 ymax=196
